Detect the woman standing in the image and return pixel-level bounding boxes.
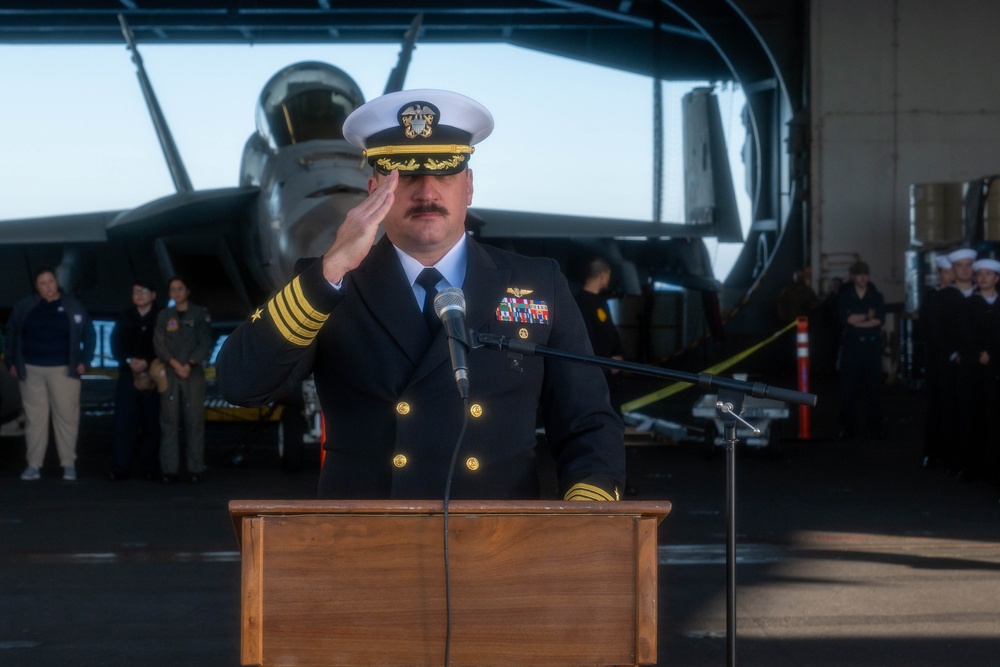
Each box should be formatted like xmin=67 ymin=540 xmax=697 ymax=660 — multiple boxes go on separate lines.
xmin=153 ymin=277 xmax=213 ymax=483
xmin=6 ymin=267 xmax=95 ymax=481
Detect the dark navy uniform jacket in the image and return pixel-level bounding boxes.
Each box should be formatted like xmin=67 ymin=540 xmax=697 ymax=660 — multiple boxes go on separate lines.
xmin=837 ymin=283 xmax=886 ymax=341
xmin=934 ymin=285 xmax=974 ymax=363
xmin=217 ymin=235 xmax=625 ymax=501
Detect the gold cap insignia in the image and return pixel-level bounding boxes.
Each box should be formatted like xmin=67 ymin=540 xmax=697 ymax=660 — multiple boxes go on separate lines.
xmin=506 ymin=287 xmax=533 ymax=298
xmin=400 ymin=102 xmax=436 ymax=139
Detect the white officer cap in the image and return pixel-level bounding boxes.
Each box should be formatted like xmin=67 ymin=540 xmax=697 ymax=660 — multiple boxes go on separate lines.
xmin=947 ymin=248 xmax=977 ymax=263
xmin=934 ymin=255 xmax=952 ymax=270
xmin=343 ymin=89 xmax=494 ymax=176
xmin=972 ymin=258 xmax=1000 ymax=274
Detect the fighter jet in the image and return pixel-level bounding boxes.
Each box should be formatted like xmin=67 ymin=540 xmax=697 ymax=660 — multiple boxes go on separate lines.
xmin=0 ymin=14 xmax=741 ymax=348
xmin=0 ymin=15 xmax=745 ymax=450
xmin=0 ymin=16 xmax=424 ymax=329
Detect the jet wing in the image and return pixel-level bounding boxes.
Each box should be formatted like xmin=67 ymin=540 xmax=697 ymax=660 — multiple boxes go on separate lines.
xmin=0 ymin=187 xmax=262 ymax=321
xmin=467 ymin=207 xmax=721 ymax=298
xmin=0 ymin=211 xmax=123 ymax=244
xmin=104 ymin=187 xmax=265 ymax=324
xmin=107 ymin=187 xmax=259 ymax=237
xmin=469 ymin=208 xmax=716 ymax=239
xmin=0 ymin=187 xmax=259 ymax=244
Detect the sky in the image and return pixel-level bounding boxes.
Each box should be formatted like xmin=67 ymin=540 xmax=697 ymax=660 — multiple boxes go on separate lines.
xmin=0 ymin=41 xmax=749 ymax=278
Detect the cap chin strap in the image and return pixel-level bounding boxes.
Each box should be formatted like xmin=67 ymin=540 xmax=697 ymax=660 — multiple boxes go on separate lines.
xmin=364 ymin=143 xmax=474 ymax=158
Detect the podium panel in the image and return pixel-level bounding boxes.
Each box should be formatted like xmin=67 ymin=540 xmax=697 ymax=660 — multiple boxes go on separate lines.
xmin=230 ymin=500 xmax=671 ymax=667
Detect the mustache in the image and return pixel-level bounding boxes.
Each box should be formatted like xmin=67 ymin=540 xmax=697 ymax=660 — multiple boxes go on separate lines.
xmin=405 ymin=203 xmax=449 ymax=217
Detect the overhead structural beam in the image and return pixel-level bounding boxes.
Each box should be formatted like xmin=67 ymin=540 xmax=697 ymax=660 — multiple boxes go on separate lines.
xmin=534 ymin=0 xmax=706 ymax=39
xmin=0 ymin=3 xmax=706 ymax=42
xmin=0 ymin=2 xmax=735 ymax=81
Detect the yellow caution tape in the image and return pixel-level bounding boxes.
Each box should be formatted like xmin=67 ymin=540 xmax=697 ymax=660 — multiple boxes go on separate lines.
xmin=621 ymin=320 xmax=799 ymax=412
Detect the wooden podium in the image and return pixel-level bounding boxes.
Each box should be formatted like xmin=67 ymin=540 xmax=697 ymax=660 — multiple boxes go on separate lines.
xmin=229 ymin=500 xmax=671 ymax=666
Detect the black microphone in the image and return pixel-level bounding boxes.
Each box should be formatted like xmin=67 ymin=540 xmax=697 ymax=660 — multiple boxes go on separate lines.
xmin=433 ymin=287 xmax=471 ymax=399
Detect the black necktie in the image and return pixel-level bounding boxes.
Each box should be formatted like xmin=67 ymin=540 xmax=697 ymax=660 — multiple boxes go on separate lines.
xmin=415 ymin=267 xmax=443 ymax=335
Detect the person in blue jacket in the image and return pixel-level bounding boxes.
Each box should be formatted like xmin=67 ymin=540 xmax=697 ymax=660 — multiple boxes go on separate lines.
xmin=6 ymin=267 xmax=95 ymax=481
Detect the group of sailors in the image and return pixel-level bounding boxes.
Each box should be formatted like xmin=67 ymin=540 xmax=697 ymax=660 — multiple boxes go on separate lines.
xmin=920 ymin=247 xmax=1000 ymax=492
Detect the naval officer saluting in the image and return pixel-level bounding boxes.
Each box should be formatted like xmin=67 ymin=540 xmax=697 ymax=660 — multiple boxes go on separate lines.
xmin=217 ymin=89 xmax=625 ymax=501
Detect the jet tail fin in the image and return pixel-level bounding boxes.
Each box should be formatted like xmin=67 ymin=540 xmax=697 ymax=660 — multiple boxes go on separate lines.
xmin=683 ymin=87 xmax=743 ymax=243
xmin=118 ymin=13 xmax=194 ymax=193
xmin=383 ymin=14 xmax=423 ymax=95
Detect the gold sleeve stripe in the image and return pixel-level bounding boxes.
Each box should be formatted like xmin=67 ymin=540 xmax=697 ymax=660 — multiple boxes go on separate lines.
xmin=267 ymin=300 xmax=310 ymax=346
xmin=267 ymin=277 xmax=329 ymax=346
xmin=290 ymin=278 xmax=328 ymax=325
xmin=275 ymin=281 xmax=326 ymax=337
xmin=563 ymin=483 xmax=619 ymax=502
xmin=282 ymin=278 xmax=330 ymax=335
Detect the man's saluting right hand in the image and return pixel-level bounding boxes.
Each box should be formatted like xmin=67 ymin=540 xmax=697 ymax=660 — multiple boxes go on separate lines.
xmin=322 ymin=169 xmax=398 ymax=285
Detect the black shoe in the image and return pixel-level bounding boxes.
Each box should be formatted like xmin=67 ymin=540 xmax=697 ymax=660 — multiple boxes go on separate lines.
xmin=161 ymin=474 xmax=178 ymax=484
xmin=922 ymin=455 xmax=942 ymax=470
xmin=108 ymin=472 xmax=130 ymax=481
xmin=189 ymin=473 xmax=201 ymax=484
xmin=143 ymin=471 xmax=159 ymax=481
xmin=838 ymin=428 xmax=854 ymax=440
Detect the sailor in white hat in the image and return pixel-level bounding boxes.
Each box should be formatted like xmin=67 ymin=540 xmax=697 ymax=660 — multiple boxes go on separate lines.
xmin=934 ymin=254 xmax=954 ymax=290
xmin=972 ymin=257 xmax=1000 ymax=278
xmin=921 ymin=254 xmax=957 ymax=469
xmin=946 ymin=247 xmax=977 ymax=264
xmin=946 ymin=248 xmax=977 ymax=297
xmin=964 ymin=257 xmax=1000 ymax=480
xmin=922 ymin=248 xmax=979 ymax=470
xmin=972 ymin=259 xmax=1000 ymax=309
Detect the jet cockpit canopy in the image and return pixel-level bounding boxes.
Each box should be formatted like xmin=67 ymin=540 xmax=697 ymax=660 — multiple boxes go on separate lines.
xmin=255 ymin=61 xmax=366 ymax=150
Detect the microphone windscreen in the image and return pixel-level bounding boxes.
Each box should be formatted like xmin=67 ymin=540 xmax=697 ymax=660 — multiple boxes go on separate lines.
xmin=434 ymin=287 xmax=466 ymax=317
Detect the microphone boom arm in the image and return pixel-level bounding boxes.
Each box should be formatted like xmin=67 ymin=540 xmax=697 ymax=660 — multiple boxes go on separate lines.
xmin=472 ymin=331 xmax=817 ymax=408
xmin=474 ymin=328 xmax=816 ymax=667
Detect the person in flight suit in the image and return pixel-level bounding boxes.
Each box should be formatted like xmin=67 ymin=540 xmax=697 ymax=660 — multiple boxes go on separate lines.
xmin=217 ymin=89 xmax=625 ymax=501
xmin=154 ymin=276 xmax=213 ymax=483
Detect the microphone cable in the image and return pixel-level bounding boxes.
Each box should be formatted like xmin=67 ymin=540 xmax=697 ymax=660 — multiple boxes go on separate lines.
xmin=442 ymin=396 xmax=470 ymax=667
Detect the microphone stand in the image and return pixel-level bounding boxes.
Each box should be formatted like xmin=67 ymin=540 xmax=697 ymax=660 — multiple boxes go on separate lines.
xmin=473 ymin=331 xmax=817 ymax=667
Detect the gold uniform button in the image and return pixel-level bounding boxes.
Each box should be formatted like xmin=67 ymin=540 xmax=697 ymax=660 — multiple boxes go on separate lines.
xmin=470 ymin=404 xmax=483 ymax=418
xmin=518 ymin=328 xmax=529 ymax=339
xmin=393 ymin=454 xmax=408 ymax=468
xmin=396 ymin=401 xmax=410 ymax=415
xmin=465 ymin=457 xmax=480 ymax=471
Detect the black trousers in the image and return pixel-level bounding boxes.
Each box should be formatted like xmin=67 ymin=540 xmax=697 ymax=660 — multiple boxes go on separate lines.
xmin=112 ymin=373 xmax=161 ymax=476
xmin=839 ymin=335 xmax=883 ymax=435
